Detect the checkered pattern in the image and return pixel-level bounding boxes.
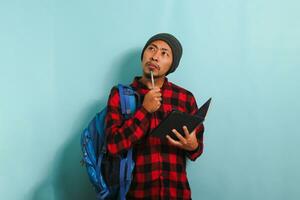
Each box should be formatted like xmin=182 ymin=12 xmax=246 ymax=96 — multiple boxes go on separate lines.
xmin=105 ymin=77 xmax=204 ymax=199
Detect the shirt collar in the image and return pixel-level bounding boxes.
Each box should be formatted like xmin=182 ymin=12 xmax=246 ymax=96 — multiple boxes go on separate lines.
xmin=131 ymin=76 xmax=169 ymax=93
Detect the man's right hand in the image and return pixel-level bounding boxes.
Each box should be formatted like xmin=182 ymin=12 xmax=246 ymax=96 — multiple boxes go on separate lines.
xmin=142 ymin=87 xmax=162 ymax=113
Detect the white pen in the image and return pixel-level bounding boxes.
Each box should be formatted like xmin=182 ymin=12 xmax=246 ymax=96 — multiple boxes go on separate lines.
xmin=150 ymin=70 xmax=155 ymax=89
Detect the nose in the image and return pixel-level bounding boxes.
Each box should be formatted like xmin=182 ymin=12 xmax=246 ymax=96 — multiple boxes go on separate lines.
xmin=151 ymin=57 xmax=158 ymax=62
xmin=151 ymin=50 xmax=159 ymax=62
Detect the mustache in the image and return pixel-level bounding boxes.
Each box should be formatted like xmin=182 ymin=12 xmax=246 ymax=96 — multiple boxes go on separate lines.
xmin=146 ymin=61 xmax=160 ymax=69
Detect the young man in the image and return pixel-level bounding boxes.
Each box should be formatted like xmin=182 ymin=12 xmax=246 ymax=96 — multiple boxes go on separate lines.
xmin=104 ymin=33 xmax=205 ymax=199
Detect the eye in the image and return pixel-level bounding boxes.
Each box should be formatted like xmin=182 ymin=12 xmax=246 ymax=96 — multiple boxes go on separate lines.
xmin=162 ymin=51 xmax=169 ymax=56
xmin=147 ymin=46 xmax=155 ymax=51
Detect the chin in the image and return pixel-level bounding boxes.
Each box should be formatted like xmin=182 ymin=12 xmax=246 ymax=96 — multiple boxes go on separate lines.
xmin=144 ymin=72 xmax=151 ymax=79
xmin=147 ymin=72 xmax=165 ymax=79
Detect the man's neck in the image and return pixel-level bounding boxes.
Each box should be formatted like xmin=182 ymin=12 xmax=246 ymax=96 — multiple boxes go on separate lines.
xmin=139 ymin=75 xmax=166 ymax=89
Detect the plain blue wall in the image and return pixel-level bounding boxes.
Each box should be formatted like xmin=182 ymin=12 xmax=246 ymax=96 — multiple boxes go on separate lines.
xmin=1 ymin=0 xmax=299 ymax=199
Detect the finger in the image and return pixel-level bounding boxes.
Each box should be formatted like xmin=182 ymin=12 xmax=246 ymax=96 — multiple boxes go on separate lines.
xmin=183 ymin=126 xmax=190 ymax=138
xmin=172 ymin=129 xmax=187 ymax=144
xmin=156 ymin=103 xmax=161 ymax=110
xmin=153 ymin=92 xmax=162 ymax=97
xmin=166 ymin=135 xmax=182 ymax=147
xmin=191 ymin=125 xmax=200 ymax=136
xmin=190 ymin=128 xmax=196 ymax=136
xmin=155 ymin=97 xmax=162 ymax=102
xmin=194 ymin=124 xmax=204 ymax=135
xmin=150 ymin=89 xmax=160 ymax=95
xmin=152 ymin=87 xmax=161 ymax=92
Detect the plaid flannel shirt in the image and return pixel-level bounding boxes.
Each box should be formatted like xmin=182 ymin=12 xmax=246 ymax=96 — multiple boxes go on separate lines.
xmin=104 ymin=76 xmax=204 ymax=200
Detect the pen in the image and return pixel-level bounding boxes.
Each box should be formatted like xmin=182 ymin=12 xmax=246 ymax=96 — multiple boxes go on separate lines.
xmin=150 ymin=70 xmax=158 ymax=126
xmin=150 ymin=70 xmax=155 ymax=89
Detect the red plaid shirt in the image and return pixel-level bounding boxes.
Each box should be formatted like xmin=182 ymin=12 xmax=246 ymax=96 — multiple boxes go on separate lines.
xmin=105 ymin=76 xmax=204 ymax=200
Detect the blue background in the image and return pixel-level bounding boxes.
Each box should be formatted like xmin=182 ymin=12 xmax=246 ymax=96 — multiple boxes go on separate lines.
xmin=1 ymin=0 xmax=299 ymax=199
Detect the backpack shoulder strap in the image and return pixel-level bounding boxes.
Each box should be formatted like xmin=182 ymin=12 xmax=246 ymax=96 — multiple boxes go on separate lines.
xmin=118 ymin=84 xmax=140 ymax=118
xmin=102 ymin=84 xmax=139 ymax=150
xmin=117 ymin=84 xmax=139 ymax=200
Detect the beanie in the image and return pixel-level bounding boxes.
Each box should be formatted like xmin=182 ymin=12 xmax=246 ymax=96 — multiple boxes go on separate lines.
xmin=141 ymin=33 xmax=183 ymax=75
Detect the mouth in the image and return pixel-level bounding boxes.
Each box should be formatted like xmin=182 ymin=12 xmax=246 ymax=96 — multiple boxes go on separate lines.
xmin=146 ymin=62 xmax=159 ymax=71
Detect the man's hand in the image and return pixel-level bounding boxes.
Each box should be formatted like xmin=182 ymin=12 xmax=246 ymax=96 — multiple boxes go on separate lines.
xmin=142 ymin=86 xmax=162 ymax=113
xmin=166 ymin=126 xmax=199 ymax=151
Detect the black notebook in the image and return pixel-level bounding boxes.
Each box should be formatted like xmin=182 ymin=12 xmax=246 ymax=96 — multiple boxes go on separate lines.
xmin=151 ymin=98 xmax=211 ymax=141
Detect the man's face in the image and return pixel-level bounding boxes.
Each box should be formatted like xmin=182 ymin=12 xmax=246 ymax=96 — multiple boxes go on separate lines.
xmin=142 ymin=40 xmax=173 ymax=79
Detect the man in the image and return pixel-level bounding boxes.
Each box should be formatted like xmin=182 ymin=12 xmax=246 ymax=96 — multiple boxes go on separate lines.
xmin=104 ymin=33 xmax=205 ymax=199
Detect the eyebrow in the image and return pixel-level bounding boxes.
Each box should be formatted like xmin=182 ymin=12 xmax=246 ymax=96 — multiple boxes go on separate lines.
xmin=149 ymin=43 xmax=170 ymax=52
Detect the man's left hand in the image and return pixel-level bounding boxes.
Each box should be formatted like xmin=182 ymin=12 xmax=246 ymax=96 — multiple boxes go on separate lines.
xmin=166 ymin=126 xmax=199 ymax=151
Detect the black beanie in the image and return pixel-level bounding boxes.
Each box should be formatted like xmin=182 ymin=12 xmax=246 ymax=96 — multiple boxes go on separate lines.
xmin=141 ymin=33 xmax=183 ymax=75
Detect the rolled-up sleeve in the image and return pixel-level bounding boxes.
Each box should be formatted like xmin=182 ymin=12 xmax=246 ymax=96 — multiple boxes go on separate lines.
xmin=185 ymin=94 xmax=205 ymax=161
xmin=104 ymin=87 xmax=151 ymax=156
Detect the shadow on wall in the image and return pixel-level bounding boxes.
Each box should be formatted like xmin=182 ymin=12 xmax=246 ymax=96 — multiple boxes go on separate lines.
xmin=103 ymin=48 xmax=143 ymax=91
xmin=30 ymin=49 xmax=141 ymax=200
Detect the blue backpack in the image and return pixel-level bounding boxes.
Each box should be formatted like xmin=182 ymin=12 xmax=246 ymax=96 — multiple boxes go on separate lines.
xmin=81 ymin=84 xmax=140 ymax=200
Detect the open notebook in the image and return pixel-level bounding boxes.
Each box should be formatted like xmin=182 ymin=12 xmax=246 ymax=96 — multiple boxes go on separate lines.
xmin=151 ymin=98 xmax=211 ymax=141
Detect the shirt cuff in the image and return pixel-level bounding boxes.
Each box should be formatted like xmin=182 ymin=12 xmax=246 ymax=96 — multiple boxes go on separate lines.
xmin=186 ymin=142 xmax=203 ymax=161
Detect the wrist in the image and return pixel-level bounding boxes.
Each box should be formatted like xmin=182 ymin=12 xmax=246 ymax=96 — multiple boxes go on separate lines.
xmin=189 ymin=143 xmax=199 ymax=152
xmin=142 ymin=104 xmax=152 ymax=113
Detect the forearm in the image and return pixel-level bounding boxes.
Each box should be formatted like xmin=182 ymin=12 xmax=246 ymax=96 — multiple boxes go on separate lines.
xmin=186 ymin=124 xmax=204 ymax=161
xmin=105 ymin=105 xmax=151 ymax=155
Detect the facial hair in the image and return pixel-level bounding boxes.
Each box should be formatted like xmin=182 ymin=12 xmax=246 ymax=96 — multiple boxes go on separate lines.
xmin=144 ymin=70 xmax=164 ymax=80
